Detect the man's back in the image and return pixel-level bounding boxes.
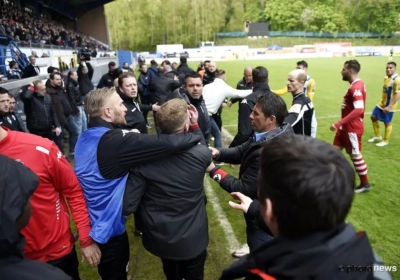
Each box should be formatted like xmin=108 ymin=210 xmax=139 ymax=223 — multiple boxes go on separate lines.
xmin=131 ymin=144 xmax=211 ymax=260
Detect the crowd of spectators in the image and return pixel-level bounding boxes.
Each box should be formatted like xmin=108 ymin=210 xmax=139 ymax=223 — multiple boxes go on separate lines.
xmin=0 ymin=1 xmax=109 ymax=51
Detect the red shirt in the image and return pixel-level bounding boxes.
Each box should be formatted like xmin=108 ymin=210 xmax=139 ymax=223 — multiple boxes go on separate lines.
xmin=0 ymin=128 xmax=93 ymax=262
xmin=337 ymin=79 xmax=366 ymax=134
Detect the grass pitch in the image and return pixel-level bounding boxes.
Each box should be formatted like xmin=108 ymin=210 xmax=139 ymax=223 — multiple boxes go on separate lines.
xmin=76 ymin=57 xmax=400 ymax=279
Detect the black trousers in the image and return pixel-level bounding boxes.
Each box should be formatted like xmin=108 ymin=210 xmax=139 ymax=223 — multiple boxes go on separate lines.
xmin=30 ymin=129 xmax=54 ymax=141
xmin=97 ymin=231 xmax=130 ymax=280
xmin=134 ymin=204 xmax=143 ymax=231
xmin=47 ymin=246 xmax=81 ymax=280
xmin=161 ymin=250 xmax=207 ymax=280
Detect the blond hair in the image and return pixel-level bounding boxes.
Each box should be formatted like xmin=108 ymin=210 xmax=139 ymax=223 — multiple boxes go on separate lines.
xmin=84 ymin=88 xmax=116 ymax=117
xmin=156 ymin=98 xmax=188 ymax=134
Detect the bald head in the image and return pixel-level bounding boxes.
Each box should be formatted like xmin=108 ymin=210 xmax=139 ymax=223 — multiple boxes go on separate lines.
xmin=208 ymin=61 xmax=217 ymax=73
xmin=244 ymin=66 xmax=252 ymax=83
xmin=287 ymin=69 xmax=307 ymax=94
xmin=164 ymin=65 xmax=172 ymax=73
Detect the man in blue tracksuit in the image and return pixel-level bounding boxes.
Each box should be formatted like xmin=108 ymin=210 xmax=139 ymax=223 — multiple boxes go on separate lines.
xmin=74 ymin=87 xmax=202 ymax=280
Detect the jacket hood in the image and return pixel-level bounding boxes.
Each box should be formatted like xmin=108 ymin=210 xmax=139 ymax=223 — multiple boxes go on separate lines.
xmin=257 ymin=123 xmax=293 ymax=144
xmin=0 ymin=154 xmax=38 ymax=261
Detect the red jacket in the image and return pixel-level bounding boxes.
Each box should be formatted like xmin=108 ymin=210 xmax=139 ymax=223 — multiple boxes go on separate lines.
xmin=0 ymin=127 xmax=93 ymax=262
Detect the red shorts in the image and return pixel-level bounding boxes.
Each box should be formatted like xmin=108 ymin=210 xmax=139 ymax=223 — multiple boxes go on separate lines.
xmin=333 ymin=130 xmax=363 ymax=155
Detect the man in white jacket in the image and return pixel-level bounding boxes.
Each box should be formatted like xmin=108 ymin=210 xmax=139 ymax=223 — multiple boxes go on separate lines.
xmin=202 ymin=69 xmax=252 ymax=154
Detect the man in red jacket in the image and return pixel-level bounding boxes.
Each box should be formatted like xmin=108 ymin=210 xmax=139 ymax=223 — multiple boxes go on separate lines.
xmin=0 ymin=126 xmax=101 ymax=280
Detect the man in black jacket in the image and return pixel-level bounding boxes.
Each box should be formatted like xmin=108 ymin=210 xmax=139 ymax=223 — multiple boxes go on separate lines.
xmin=148 ymin=66 xmax=181 ymax=106
xmin=167 ymin=73 xmax=210 ymax=144
xmin=209 ymin=93 xmax=292 ymax=254
xmin=97 ymin=62 xmax=120 ymax=89
xmin=118 ymin=72 xmax=160 ymax=134
xmin=220 ymin=135 xmax=391 ymax=280
xmin=0 ymin=88 xmax=16 ymax=130
xmin=230 ymin=66 xmax=253 ymax=107
xmin=137 ymin=64 xmax=151 ymax=127
xmin=284 ymin=69 xmax=314 ymax=136
xmin=0 ymin=154 xmax=72 ymax=280
xmin=127 ymin=98 xmax=212 ymax=280
xmin=46 ymin=72 xmax=79 ymax=156
xmin=7 ymin=94 xmax=27 ymax=132
xmin=74 ymin=88 xmax=202 ymax=280
xmin=67 ymin=71 xmax=86 ymax=136
xmin=230 ymin=66 xmax=273 ymax=148
xmin=22 ymin=55 xmax=40 ymax=78
xmin=177 ymin=57 xmax=195 ymax=76
xmin=21 ymin=81 xmax=61 ymax=140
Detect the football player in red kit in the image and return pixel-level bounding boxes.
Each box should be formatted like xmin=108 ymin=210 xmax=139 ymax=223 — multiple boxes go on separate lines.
xmin=330 ymin=60 xmax=371 ymax=193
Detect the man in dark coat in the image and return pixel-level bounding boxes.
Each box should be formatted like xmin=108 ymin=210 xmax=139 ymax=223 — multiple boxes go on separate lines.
xmin=125 ymin=99 xmax=212 ymax=280
xmin=208 ymin=93 xmax=292 ymax=254
xmin=0 ymin=154 xmax=72 ymax=280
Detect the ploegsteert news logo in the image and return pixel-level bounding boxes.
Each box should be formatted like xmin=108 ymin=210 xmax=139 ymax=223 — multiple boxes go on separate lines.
xmin=338 ymin=265 xmax=397 ymax=273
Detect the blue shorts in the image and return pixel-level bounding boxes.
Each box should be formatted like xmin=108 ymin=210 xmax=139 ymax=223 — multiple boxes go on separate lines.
xmin=372 ymin=106 xmax=394 ymax=123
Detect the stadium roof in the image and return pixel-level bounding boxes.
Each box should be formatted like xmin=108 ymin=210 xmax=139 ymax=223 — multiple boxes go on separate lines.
xmin=37 ymin=0 xmax=114 ymax=19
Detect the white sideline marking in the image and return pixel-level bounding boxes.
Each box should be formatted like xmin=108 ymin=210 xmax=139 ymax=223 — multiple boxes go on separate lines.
xmin=222 ymin=109 xmax=400 ymax=127
xmin=204 ymin=177 xmax=241 ymax=252
xmin=221 ymin=127 xmax=234 ymax=141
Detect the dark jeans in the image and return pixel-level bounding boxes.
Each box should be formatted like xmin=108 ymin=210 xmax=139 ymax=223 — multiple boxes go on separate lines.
xmin=140 ymin=94 xmax=151 ymax=124
xmin=212 ymin=113 xmax=222 ymax=131
xmin=97 ymin=231 xmax=130 ymax=280
xmin=246 ymin=229 xmax=274 ymax=252
xmin=55 ymin=115 xmax=79 ymax=155
xmin=47 ymin=246 xmax=80 ymax=280
xmin=161 ymin=250 xmax=207 ymax=280
xmin=30 ymin=129 xmax=54 ymax=141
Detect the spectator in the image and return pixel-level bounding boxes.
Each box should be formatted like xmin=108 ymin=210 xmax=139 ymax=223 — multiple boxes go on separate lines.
xmin=97 ymin=62 xmax=119 ymax=89
xmin=22 ymin=55 xmax=40 ymax=78
xmin=6 ymin=61 xmax=23 ymax=79
xmin=7 ymin=93 xmax=26 ymax=132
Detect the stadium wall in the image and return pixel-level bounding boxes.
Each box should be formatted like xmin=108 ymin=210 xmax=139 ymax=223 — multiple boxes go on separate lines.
xmin=77 ymin=6 xmax=109 ymax=46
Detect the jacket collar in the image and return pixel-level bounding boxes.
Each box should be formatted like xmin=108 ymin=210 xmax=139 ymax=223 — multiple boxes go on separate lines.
xmin=253 ymin=83 xmax=271 ymax=92
xmin=116 ymin=87 xmax=136 ymax=103
xmin=88 ymin=117 xmax=118 ymax=129
xmin=254 ymin=123 xmax=293 ymax=144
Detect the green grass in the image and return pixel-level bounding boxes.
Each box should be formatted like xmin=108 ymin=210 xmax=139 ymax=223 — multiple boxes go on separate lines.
xmin=73 ymin=57 xmax=399 ymax=279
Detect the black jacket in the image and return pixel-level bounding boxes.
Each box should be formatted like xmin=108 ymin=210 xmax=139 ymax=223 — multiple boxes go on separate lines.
xmin=285 ymin=92 xmax=314 ymax=136
xmin=97 ymin=72 xmax=114 ymax=89
xmin=8 ymin=112 xmax=26 ymax=132
xmin=117 ymin=89 xmax=148 ymax=134
xmin=46 ymin=81 xmax=78 ymax=125
xmin=167 ymin=87 xmax=210 ymax=144
xmin=89 ymin=117 xmax=202 ymax=179
xmin=231 ymin=78 xmax=253 ymax=104
xmin=22 ymin=64 xmax=40 ymax=78
xmin=203 ymin=70 xmax=216 ymax=86
xmin=0 ymin=155 xmax=72 ymax=280
xmin=127 ymin=140 xmax=211 ymax=260
xmin=138 ymin=71 xmax=149 ymax=95
xmin=67 ymin=79 xmax=81 ymax=105
xmin=0 ymin=113 xmax=16 ymax=130
xmin=230 ymin=83 xmax=272 ymax=148
xmin=166 ymin=70 xmax=185 ymax=86
xmin=212 ymin=123 xmax=293 ymax=233
xmin=21 ymin=88 xmax=60 ymax=132
xmin=77 ymin=62 xmax=94 ymax=97
xmin=177 ymin=63 xmax=195 ymax=76
xmin=148 ymin=74 xmax=180 ymax=105
xmin=220 ymin=223 xmax=391 ymax=280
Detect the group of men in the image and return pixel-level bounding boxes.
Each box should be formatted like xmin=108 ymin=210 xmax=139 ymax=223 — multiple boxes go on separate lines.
xmin=0 ymin=57 xmax=396 ymax=280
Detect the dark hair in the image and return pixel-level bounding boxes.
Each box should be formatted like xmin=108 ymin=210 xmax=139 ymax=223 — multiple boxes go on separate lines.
xmin=68 ymin=71 xmax=76 ymax=78
xmin=259 ymin=134 xmax=355 ymax=238
xmin=252 ymin=66 xmax=268 ymax=84
xmin=108 ymin=61 xmax=116 ymax=68
xmin=9 ymin=61 xmax=16 ymax=68
xmin=180 ymin=57 xmax=187 ymax=64
xmin=162 ymin=60 xmax=171 ymax=66
xmin=158 ymin=66 xmax=165 ymax=74
xmin=8 ymin=93 xmax=14 ymax=99
xmin=215 ymin=69 xmax=226 ymax=78
xmin=0 ymin=87 xmax=8 ymax=94
xmin=49 ymin=72 xmax=62 ymax=80
xmin=344 ymin=60 xmax=361 ymax=74
xmin=297 ymin=60 xmax=308 ymax=68
xmin=118 ymin=72 xmax=136 ymax=88
xmin=150 ymin=60 xmax=157 ymax=66
xmin=204 ymin=60 xmax=211 ymax=64
xmin=387 ymin=62 xmax=397 ymax=67
xmin=256 ymin=93 xmax=288 ymax=125
xmin=185 ymin=72 xmax=202 ymax=84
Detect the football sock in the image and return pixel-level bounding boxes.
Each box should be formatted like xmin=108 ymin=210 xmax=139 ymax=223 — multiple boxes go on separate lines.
xmin=351 ymin=155 xmax=369 ymax=185
xmin=384 ymin=125 xmax=392 ymax=142
xmin=372 ymin=121 xmax=380 ymax=137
